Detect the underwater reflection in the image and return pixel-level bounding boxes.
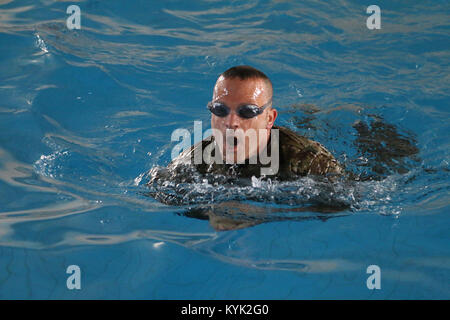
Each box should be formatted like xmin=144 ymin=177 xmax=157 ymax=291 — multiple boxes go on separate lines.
xmin=352 ymin=116 xmax=420 ymax=178
xmin=180 ymin=201 xmax=349 ymax=231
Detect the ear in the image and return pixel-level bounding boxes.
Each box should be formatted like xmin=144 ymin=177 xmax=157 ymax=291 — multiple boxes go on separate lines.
xmin=266 ymin=108 xmax=277 ymax=129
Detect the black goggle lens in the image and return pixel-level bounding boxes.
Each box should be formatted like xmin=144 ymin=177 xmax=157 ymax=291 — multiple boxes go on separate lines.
xmin=208 ymin=102 xmax=266 ymax=119
xmin=209 ymin=102 xmax=230 ymax=117
xmin=238 ymin=105 xmax=261 ymax=119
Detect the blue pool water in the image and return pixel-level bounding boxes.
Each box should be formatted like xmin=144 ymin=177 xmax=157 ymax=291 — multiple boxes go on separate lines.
xmin=0 ymin=0 xmax=449 ymax=299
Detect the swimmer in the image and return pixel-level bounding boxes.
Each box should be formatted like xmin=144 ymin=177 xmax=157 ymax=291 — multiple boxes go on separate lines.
xmin=147 ymin=66 xmax=420 ymax=231
xmin=150 ymin=65 xmax=343 ymax=182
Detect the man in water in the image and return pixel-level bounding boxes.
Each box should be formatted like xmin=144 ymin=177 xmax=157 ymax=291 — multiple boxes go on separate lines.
xmin=147 ymin=66 xmax=420 ymax=230
xmin=150 ymin=65 xmax=342 ymax=182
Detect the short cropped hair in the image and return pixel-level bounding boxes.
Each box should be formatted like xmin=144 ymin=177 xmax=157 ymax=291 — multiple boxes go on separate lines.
xmin=221 ymin=65 xmax=269 ymax=81
xmin=219 ymin=65 xmax=273 ymax=97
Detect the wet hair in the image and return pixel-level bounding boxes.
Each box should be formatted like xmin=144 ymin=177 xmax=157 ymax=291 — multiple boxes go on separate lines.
xmin=221 ymin=65 xmax=269 ymax=81
xmin=219 ymin=65 xmax=273 ymax=97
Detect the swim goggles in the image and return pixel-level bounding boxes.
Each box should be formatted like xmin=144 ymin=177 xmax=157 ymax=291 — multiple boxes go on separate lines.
xmin=207 ymin=100 xmax=272 ymax=119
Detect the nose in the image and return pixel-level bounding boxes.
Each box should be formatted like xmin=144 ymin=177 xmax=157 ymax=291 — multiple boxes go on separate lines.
xmin=225 ymin=111 xmax=240 ymax=130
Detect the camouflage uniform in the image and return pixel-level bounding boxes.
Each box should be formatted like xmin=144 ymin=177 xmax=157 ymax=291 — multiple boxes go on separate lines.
xmin=150 ymin=126 xmax=343 ymax=183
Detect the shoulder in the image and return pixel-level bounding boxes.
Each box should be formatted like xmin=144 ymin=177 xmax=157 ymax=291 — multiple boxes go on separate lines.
xmin=274 ymin=126 xmax=343 ymax=176
xmin=168 ymin=136 xmax=214 ymax=170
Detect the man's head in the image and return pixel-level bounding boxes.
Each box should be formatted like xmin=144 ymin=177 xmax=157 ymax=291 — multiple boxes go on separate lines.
xmin=210 ymin=65 xmax=277 ymax=162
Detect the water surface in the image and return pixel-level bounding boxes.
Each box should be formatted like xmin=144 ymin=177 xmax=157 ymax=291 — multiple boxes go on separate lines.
xmin=0 ymin=0 xmax=449 ymax=299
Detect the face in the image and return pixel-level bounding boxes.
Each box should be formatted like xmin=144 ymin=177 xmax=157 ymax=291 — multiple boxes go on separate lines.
xmin=211 ymin=76 xmax=277 ymax=163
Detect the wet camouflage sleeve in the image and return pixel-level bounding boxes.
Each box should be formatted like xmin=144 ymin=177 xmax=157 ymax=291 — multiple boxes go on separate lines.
xmin=148 ymin=139 xmax=209 ymax=185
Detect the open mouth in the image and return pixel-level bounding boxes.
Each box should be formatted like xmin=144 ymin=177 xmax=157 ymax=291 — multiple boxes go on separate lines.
xmin=226 ymin=136 xmax=239 ymax=150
